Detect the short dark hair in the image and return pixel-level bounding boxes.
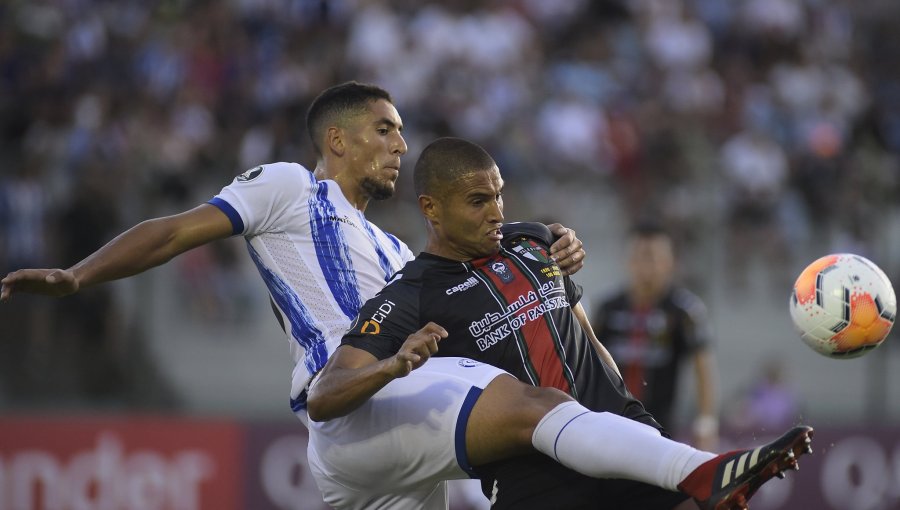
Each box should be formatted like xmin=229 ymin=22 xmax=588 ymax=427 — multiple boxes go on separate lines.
xmin=306 ymin=81 xmax=393 ymax=156
xmin=413 ymin=137 xmax=496 ymax=196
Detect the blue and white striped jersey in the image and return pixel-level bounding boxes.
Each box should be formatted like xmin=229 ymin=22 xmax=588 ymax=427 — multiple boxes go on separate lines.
xmin=208 ymin=162 xmax=414 ymax=412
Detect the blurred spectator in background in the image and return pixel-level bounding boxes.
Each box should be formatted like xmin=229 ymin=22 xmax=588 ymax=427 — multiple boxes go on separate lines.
xmin=0 ymin=158 xmax=52 ymax=402
xmin=0 ymin=0 xmax=897 ymax=418
xmin=53 ymin=163 xmax=129 ymax=402
xmin=719 ymin=123 xmax=790 ymax=289
xmin=592 ymin=221 xmax=719 ymax=450
xmin=724 ymin=356 xmax=802 ymax=441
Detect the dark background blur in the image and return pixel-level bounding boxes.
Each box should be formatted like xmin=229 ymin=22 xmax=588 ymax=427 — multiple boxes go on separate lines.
xmin=1 ymin=1 xmax=898 ymax=509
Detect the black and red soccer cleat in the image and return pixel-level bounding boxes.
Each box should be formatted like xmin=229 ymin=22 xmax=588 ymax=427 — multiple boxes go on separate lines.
xmin=677 ymin=425 xmax=814 ymax=510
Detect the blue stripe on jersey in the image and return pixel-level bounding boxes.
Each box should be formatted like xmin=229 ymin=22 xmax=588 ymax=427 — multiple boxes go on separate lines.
xmin=307 ymin=178 xmax=362 ymax=320
xmin=359 ymin=215 xmax=394 ymax=282
xmin=290 ymin=394 xmax=306 ymax=412
xmin=207 ymin=197 xmax=245 ymax=235
xmin=455 ymin=386 xmax=483 ymax=478
xmin=385 ymin=232 xmax=402 ymax=254
xmin=246 ymin=242 xmax=328 ymax=379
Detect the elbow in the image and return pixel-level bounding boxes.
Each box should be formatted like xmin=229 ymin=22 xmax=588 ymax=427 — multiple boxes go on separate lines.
xmin=139 ymin=217 xmax=188 ymax=263
xmin=306 ymin=399 xmax=326 ymax=422
xmin=306 ymin=389 xmax=335 ymax=422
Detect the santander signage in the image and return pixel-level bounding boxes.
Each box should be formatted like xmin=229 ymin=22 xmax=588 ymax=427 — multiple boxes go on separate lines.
xmin=0 ymin=417 xmax=241 ymax=510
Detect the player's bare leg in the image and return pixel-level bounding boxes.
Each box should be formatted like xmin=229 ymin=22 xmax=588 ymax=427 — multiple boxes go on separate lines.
xmin=464 ymin=375 xmax=814 ymax=509
xmin=465 ymin=375 xmax=714 ymax=484
xmin=464 ymin=374 xmax=570 ymax=466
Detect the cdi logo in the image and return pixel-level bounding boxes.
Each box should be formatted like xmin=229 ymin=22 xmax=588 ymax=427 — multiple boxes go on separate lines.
xmin=361 ymin=300 xmax=395 ymax=334
xmin=361 ymin=320 xmax=380 ymax=334
xmin=458 ymin=359 xmax=482 ymax=368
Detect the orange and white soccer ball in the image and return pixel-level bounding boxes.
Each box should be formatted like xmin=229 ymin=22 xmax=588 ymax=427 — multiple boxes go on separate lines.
xmin=790 ymin=254 xmax=896 ymax=358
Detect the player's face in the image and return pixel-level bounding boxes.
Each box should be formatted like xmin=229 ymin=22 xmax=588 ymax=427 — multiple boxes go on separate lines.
xmin=435 ymin=166 xmax=505 ymax=260
xmin=345 ymin=99 xmax=407 ymax=200
xmin=628 ymin=235 xmax=674 ymax=292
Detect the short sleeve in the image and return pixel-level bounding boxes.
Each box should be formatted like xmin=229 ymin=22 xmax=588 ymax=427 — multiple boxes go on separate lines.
xmin=501 ymin=221 xmax=582 ymax=306
xmin=342 ymin=279 xmax=421 ymax=360
xmin=500 ymin=222 xmax=555 ymax=246
xmin=208 ymin=162 xmax=314 ymax=236
xmin=674 ymin=288 xmax=712 ymax=352
xmin=564 ymin=276 xmax=583 ymax=307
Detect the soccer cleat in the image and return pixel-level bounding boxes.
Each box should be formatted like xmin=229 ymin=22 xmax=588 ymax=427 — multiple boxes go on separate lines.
xmin=677 ymin=425 xmax=814 ymax=510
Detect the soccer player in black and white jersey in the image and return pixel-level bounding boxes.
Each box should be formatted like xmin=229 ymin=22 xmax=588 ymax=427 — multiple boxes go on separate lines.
xmin=310 ymin=137 xmax=815 ymax=510
xmin=1 ymin=81 xmax=584 ymax=509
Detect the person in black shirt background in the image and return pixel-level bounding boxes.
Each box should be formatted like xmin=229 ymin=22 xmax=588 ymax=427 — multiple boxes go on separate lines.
xmin=592 ymin=223 xmax=719 ymax=450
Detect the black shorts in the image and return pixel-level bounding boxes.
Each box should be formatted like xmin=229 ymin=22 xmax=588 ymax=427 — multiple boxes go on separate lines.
xmin=479 ymin=454 xmax=689 ymax=510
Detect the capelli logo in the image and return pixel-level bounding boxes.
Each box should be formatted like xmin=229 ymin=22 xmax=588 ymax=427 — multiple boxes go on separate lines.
xmin=457 ymin=359 xmax=482 ymax=368
xmin=446 ymin=277 xmax=479 ymax=295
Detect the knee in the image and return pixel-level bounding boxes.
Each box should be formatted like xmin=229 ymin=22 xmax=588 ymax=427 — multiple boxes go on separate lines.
xmin=500 ymin=384 xmax=575 ymax=446
xmin=466 ymin=377 xmax=576 ymax=465
xmin=517 ymin=385 xmax=574 ymax=425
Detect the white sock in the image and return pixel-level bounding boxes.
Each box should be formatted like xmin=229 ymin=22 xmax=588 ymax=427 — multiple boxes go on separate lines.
xmin=531 ymin=401 xmax=715 ymax=490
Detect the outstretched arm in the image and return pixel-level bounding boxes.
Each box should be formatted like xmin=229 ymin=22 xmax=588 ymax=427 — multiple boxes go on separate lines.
xmin=1 ymin=203 xmax=233 ymax=301
xmin=307 ymin=322 xmax=447 ymax=422
xmin=546 ymin=223 xmax=585 ymax=276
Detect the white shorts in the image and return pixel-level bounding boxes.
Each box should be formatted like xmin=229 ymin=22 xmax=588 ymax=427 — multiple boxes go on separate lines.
xmin=306 ymin=357 xmax=507 ymax=510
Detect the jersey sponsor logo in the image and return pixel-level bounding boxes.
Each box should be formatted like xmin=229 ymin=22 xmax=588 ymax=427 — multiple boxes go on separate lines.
xmin=361 ymin=320 xmax=380 ymax=334
xmin=446 ymin=277 xmax=480 ymax=295
xmin=457 ymin=358 xmax=482 ymax=368
xmin=470 ymin=282 xmax=570 ymax=351
xmin=361 ymin=299 xmax=395 ymax=334
xmin=489 ymin=261 xmax=514 ymax=283
xmin=236 ymin=166 xmax=263 ymax=182
xmin=328 ymin=214 xmax=358 ymax=228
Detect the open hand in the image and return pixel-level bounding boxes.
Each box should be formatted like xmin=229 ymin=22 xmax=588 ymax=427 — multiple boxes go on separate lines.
xmin=1 ymin=268 xmax=79 ymax=302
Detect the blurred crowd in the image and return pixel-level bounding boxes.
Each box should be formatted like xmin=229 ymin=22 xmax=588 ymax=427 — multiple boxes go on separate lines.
xmin=1 ymin=0 xmax=899 ymax=407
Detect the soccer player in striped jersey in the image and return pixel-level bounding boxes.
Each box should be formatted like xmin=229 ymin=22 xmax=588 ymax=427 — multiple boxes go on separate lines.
xmin=3 ymin=83 xmax=809 ymax=509
xmin=310 ymin=137 xmax=815 ymax=510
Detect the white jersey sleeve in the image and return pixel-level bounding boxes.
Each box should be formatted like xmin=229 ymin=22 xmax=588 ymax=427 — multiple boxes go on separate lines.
xmin=209 ymin=162 xmax=314 ymax=236
xmin=206 ymin=161 xmax=415 ymax=413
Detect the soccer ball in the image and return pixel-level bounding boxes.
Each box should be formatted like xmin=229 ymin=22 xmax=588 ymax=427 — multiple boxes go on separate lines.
xmin=789 ymin=254 xmax=896 ymax=358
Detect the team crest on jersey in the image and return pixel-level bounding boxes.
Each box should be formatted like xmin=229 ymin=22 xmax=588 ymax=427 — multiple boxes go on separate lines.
xmin=511 ymin=239 xmax=551 ymax=263
xmin=489 ymin=261 xmax=514 ymax=283
xmin=237 ymin=166 xmax=264 ymax=182
xmin=458 ymin=358 xmax=483 ymax=368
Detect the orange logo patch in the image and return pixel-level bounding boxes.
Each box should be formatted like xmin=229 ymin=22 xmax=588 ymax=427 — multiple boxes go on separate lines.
xmin=361 ymin=320 xmax=381 ymax=335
